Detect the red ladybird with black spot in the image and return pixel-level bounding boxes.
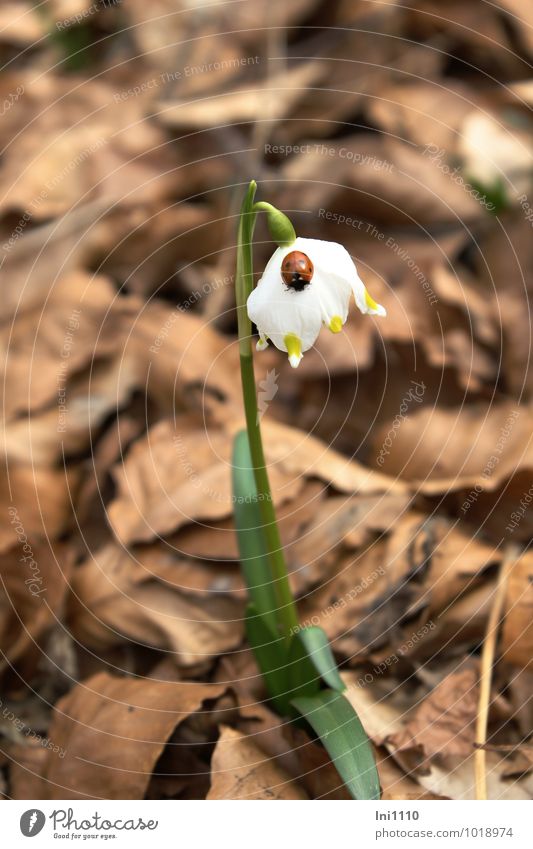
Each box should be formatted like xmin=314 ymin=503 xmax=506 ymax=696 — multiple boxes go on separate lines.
xmin=281 ymin=251 xmax=314 ymax=291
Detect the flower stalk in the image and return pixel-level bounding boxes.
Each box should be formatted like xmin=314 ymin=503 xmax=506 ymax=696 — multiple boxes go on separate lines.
xmin=235 ymin=180 xmax=299 ymax=638
xmin=231 ymin=180 xmax=381 ymax=799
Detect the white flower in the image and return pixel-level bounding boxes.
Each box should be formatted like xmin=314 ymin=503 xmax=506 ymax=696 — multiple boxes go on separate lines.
xmin=247 ymin=237 xmax=386 ymax=368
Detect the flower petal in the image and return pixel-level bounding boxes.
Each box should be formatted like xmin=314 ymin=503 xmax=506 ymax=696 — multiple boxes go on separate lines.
xmin=247 ymin=254 xmax=322 ymax=353
xmin=328 ymin=316 xmax=343 ymax=333
xmin=364 ymin=289 xmax=387 ymax=316
xmin=292 ymin=237 xmax=385 ymax=318
xmin=284 ymin=333 xmax=303 ymax=368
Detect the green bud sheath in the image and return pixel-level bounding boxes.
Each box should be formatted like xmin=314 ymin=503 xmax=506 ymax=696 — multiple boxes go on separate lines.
xmin=253 ymin=201 xmax=296 ymax=247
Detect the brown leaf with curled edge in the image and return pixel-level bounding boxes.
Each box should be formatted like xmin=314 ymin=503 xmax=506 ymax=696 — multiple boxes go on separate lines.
xmin=405 ymin=2 xmax=528 ymax=76
xmin=298 ymin=538 xmax=394 ymax=659
xmin=9 ymin=673 xmax=226 ymax=800
xmin=389 ymin=662 xmax=479 ymax=760
xmin=0 ymin=200 xmax=111 ymax=323
xmin=107 ymin=418 xmax=242 ymax=545
xmin=278 ymin=134 xmax=482 ymax=226
xmin=124 ymin=302 xmax=242 ymax=417
xmin=475 ymin=214 xmax=533 ymax=399
xmin=96 ymin=542 xmax=236 ymax=616
xmin=1 ymin=358 xmax=138 ymax=468
xmin=0 ymin=464 xmax=79 ymax=555
xmin=166 ymin=479 xmax=334 ymax=598
xmin=1 ymin=271 xmax=124 ymax=420
xmin=377 ymin=751 xmax=449 ymax=800
xmin=262 ymin=418 xmax=406 ymax=496
xmin=68 ymin=543 xmax=244 ymax=668
xmin=372 ymin=401 xmax=529 ymax=488
xmin=0 ymin=73 xmax=180 ymax=220
xmin=501 ymin=551 xmax=533 ymax=669
xmin=159 ymin=61 xmax=324 ymax=130
xmin=207 ymin=726 xmax=308 ymax=800
xmin=367 ymin=80 xmax=474 ymax=154
xmin=423 ymin=520 xmax=501 ymax=615
xmin=0 ymin=540 xmax=73 ymax=676
xmin=107 ymin=414 xmax=403 ymax=546
xmin=286 ymin=491 xmax=412 ymax=596
xmin=379 ymin=511 xmax=502 ymax=624
xmin=343 ymin=672 xmax=532 ymax=799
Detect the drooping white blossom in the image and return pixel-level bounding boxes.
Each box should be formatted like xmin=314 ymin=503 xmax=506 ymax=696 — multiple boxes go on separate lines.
xmin=247 ymin=237 xmax=386 ymax=367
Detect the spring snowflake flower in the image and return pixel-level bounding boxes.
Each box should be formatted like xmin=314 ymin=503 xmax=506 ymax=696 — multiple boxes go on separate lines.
xmin=247 ymin=237 xmax=386 ymax=367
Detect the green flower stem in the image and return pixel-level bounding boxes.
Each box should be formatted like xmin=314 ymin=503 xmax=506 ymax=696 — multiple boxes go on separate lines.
xmin=235 ymin=181 xmax=299 ymax=638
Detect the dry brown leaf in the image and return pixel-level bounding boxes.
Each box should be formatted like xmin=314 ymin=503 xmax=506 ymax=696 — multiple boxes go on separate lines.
xmin=372 ymin=401 xmax=531 ymax=490
xmin=160 ymin=61 xmax=324 ymax=130
xmin=476 ymin=214 xmax=533 ymax=398
xmin=1 ymin=0 xmax=532 ymax=805
xmin=0 ymin=271 xmax=123 ymax=418
xmin=107 ymin=418 xmax=242 ymax=544
xmin=343 ymin=672 xmax=533 ymax=799
xmin=381 ymin=512 xmax=502 ymax=622
xmin=69 ymin=544 xmax=244 ymax=667
xmin=0 ymin=75 xmax=179 ymax=219
xmin=298 ymin=539 xmax=395 ymax=659
xmin=0 ymin=540 xmax=73 ymax=674
xmin=108 ymin=414 xmax=403 ymax=546
xmin=390 ymin=662 xmax=479 ymax=760
xmin=207 ymin=725 xmax=307 ymax=800
xmin=278 ymin=135 xmax=483 ymax=225
xmin=0 ymin=201 xmax=111 ymax=322
xmin=0 ymin=464 xmax=79 ymax=555
xmin=10 ymin=672 xmax=226 ymax=799
xmin=125 ymin=302 xmax=242 ymax=416
xmin=367 ymin=80 xmax=474 ymax=153
xmin=377 ymin=750 xmax=448 ymax=800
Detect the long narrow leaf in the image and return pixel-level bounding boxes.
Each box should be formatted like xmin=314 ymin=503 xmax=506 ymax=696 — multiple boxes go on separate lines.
xmin=246 ymin=603 xmax=290 ymax=715
xmin=288 ymin=626 xmax=345 ymax=695
xmin=232 ymin=430 xmax=279 ymax=631
xmin=292 ymin=689 xmax=380 ymax=800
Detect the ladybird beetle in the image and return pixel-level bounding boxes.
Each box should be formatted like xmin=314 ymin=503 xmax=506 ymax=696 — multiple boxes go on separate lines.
xmin=281 ymin=251 xmax=314 ymax=291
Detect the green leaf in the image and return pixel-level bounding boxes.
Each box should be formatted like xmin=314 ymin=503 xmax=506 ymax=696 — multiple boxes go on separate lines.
xmin=292 ymin=690 xmax=380 ymax=800
xmin=288 ymin=627 xmax=345 ymax=697
xmin=246 ymin=604 xmax=290 ymax=715
xmin=232 ymin=431 xmax=279 ymax=632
